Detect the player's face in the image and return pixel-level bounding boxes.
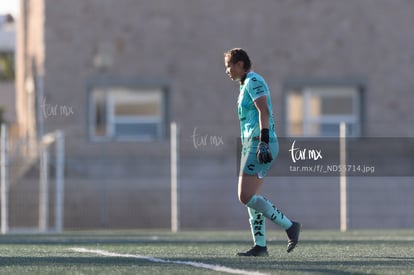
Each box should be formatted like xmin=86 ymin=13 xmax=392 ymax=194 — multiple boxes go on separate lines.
xmin=224 ymin=56 xmax=244 ymax=82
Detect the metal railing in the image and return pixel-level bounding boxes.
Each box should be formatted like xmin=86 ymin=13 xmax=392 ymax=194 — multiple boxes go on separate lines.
xmin=0 ymin=124 xmax=65 ymax=233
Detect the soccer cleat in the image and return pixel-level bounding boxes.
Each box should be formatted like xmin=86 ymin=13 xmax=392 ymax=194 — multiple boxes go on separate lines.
xmin=286 ymin=221 xmax=301 ymax=253
xmin=236 ymin=245 xmax=269 ymax=257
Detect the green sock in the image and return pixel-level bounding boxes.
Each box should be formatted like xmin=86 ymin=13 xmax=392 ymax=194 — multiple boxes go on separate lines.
xmin=246 ymin=195 xmax=293 ymax=230
xmin=248 ymin=207 xmax=266 ymax=247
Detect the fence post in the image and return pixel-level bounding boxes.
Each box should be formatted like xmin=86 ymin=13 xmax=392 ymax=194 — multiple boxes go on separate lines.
xmin=54 ymin=131 xmax=64 ymax=232
xmin=339 ymin=122 xmax=348 ymax=232
xmin=1 ymin=124 xmax=9 ymax=234
xmin=39 ymin=145 xmax=49 ymax=232
xmin=170 ymin=122 xmax=180 ymax=232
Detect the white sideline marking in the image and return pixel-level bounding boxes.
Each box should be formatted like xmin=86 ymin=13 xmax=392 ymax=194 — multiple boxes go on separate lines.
xmin=71 ymin=247 xmax=269 ymax=275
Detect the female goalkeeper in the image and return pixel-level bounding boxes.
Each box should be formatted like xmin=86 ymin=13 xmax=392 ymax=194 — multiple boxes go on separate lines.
xmin=224 ymin=48 xmax=301 ymax=256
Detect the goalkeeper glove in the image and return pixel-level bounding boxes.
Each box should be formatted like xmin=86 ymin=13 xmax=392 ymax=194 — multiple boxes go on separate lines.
xmin=256 ymin=129 xmax=273 ymax=164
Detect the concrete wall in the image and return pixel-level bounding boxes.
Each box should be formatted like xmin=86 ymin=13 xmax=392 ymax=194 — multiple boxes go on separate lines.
xmin=12 ymin=0 xmax=414 ymax=230
xmin=0 ymin=82 xmax=16 ymax=123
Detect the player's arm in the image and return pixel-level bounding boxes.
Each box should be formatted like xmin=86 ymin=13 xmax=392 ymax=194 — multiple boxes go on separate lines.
xmin=254 ymin=96 xmax=273 ymax=164
xmin=254 ymin=95 xmax=270 ymax=131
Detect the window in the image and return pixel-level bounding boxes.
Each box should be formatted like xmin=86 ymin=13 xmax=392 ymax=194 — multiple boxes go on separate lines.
xmin=285 ymin=84 xmax=363 ymax=137
xmin=89 ymin=86 xmax=167 ymax=141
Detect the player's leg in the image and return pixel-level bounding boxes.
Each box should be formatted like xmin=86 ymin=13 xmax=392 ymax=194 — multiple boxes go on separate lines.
xmin=245 ymin=191 xmax=301 ymax=253
xmin=244 ymin=192 xmax=292 ymax=230
xmin=238 ymin=172 xmax=292 ymax=229
xmin=236 ymin=173 xmax=268 ymax=256
xmin=238 ymin=172 xmax=301 ymax=253
xmin=238 ymin=143 xmax=300 ymax=254
xmin=236 ymin=206 xmax=268 ymax=256
xmin=248 ymin=207 xmax=266 ymax=247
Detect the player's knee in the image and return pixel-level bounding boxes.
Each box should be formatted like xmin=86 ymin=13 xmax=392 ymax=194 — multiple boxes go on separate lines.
xmin=238 ymin=192 xmax=253 ymax=205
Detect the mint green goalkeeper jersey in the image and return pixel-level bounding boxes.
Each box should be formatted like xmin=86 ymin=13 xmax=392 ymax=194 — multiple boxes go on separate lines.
xmin=238 ymin=71 xmax=276 ymax=143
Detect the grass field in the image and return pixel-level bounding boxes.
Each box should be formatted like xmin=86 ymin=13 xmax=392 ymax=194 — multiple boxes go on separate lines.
xmin=0 ymin=229 xmax=413 ymax=274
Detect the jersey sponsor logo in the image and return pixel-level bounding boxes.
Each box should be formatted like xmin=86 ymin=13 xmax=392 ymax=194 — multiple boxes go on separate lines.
xmin=254 ymin=231 xmax=264 ymax=236
xmin=247 ymin=164 xmax=255 ymax=171
xmin=254 ymin=212 xmax=263 ymax=236
xmin=253 ymin=85 xmax=265 ymax=95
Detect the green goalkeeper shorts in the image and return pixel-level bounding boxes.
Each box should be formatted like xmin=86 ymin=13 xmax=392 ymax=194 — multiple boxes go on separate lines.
xmin=240 ymin=138 xmax=279 ymax=178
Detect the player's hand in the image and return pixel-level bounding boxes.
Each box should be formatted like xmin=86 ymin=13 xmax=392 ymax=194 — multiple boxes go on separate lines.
xmin=257 ymin=142 xmax=273 ymax=164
